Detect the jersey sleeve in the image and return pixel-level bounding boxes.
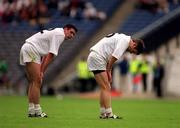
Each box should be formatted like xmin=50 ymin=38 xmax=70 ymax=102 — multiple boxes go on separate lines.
xmin=49 ymin=35 xmax=64 ymax=56
xmin=112 ymin=38 xmax=129 ymax=60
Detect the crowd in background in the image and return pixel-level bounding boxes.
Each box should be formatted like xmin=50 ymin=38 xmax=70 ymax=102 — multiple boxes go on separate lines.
xmin=58 ymin=0 xmax=106 ymax=20
xmin=0 ymin=0 xmax=107 ymax=26
xmin=136 ymin=0 xmax=179 ymax=14
xmin=113 ymin=53 xmax=165 ymax=98
xmin=1 ymin=0 xmax=178 ymax=26
xmin=0 ymin=0 xmax=49 ymax=25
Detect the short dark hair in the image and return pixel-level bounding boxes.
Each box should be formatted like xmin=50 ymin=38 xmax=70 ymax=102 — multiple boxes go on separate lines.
xmin=133 ymin=38 xmax=145 ymax=55
xmin=63 ymin=24 xmax=78 ymax=33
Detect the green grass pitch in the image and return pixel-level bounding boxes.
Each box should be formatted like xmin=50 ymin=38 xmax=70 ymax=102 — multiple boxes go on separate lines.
xmin=0 ymin=95 xmax=180 ymax=128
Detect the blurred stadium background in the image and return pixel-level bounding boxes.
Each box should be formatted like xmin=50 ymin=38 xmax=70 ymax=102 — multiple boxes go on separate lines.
xmin=0 ymin=0 xmax=180 ymax=99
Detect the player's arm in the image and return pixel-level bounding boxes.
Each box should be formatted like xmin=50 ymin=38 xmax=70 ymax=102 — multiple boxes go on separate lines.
xmin=41 ymin=53 xmax=54 ymax=74
xmin=106 ymin=55 xmax=118 ymax=83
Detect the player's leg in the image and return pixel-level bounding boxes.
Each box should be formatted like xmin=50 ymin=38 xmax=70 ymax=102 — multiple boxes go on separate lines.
xmin=98 ymin=72 xmax=111 ymax=108
xmin=26 ymin=62 xmax=41 ymax=103
xmin=99 ymin=89 xmax=106 ymax=118
xmin=26 ymin=73 xmax=35 ymax=117
xmin=25 ymin=65 xmax=36 ymax=117
xmin=94 ymin=71 xmax=112 ymax=118
xmin=25 ymin=62 xmax=47 ymax=117
xmin=94 ymin=71 xmax=122 ymax=119
xmin=26 ymin=71 xmax=33 ymax=104
xmin=99 ymin=91 xmax=111 ymax=118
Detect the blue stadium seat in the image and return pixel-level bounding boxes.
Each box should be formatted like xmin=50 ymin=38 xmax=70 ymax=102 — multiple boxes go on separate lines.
xmin=0 ymin=0 xmax=123 ymax=86
xmin=119 ymin=3 xmax=179 ymax=35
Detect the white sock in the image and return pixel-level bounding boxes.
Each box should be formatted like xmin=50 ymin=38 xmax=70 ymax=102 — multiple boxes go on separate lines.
xmin=29 ymin=103 xmax=34 ymax=109
xmin=34 ymin=104 xmax=41 ymax=109
xmin=100 ymin=107 xmax=106 ymax=116
xmin=28 ymin=103 xmax=35 ymax=115
xmin=34 ymin=104 xmax=42 ymax=115
xmin=105 ymin=108 xmax=113 ymax=117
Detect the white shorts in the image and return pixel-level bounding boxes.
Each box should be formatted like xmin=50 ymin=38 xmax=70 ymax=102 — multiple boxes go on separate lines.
xmin=20 ymin=43 xmax=41 ymax=65
xmin=87 ymin=51 xmax=107 ymax=71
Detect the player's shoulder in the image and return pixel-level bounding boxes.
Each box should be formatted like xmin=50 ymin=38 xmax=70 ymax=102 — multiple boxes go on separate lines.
xmin=51 ymin=28 xmax=64 ymax=35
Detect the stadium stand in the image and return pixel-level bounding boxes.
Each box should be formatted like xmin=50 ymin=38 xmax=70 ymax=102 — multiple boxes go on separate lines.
xmin=0 ymin=0 xmax=179 ymax=96
xmin=119 ymin=2 xmax=180 ymax=52
xmin=0 ymin=0 xmax=123 ymax=93
xmin=119 ymin=2 xmax=179 ymax=34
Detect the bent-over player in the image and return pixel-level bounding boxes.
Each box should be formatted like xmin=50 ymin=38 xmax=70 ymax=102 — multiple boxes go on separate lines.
xmin=20 ymin=24 xmax=78 ymax=117
xmin=87 ymin=33 xmax=145 ymax=119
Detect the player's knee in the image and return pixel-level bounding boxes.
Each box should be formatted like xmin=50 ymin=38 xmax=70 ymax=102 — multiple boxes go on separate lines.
xmin=32 ymin=76 xmax=42 ymax=85
xmin=106 ymin=85 xmax=111 ymax=91
xmin=101 ymin=83 xmax=111 ymax=91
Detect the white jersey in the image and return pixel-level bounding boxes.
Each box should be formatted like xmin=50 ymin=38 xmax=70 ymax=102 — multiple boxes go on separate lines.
xmin=25 ymin=28 xmax=65 ymax=56
xmin=90 ymin=33 xmax=130 ymax=60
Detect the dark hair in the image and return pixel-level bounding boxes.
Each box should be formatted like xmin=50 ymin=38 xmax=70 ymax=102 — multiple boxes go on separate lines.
xmin=63 ymin=24 xmax=78 ymax=33
xmin=133 ymin=38 xmax=145 ymax=55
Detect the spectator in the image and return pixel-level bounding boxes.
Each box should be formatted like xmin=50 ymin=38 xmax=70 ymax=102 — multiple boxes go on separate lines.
xmin=58 ymin=0 xmax=71 ymax=17
xmin=156 ymin=0 xmax=169 ymax=13
xmin=0 ymin=0 xmax=10 ymax=18
xmin=136 ymin=0 xmax=169 ymax=14
xmin=28 ymin=0 xmax=50 ymax=26
xmin=0 ymin=56 xmax=10 ymax=94
xmin=139 ymin=54 xmax=151 ymax=93
xmin=117 ymin=55 xmax=129 ymax=93
xmin=83 ymin=2 xmax=106 ymax=21
xmin=37 ymin=0 xmax=50 ymax=24
xmin=129 ymin=55 xmax=141 ymax=93
xmin=76 ymin=57 xmax=90 ymax=92
xmin=1 ymin=3 xmax=14 ymax=23
xmin=19 ymin=4 xmax=30 ymax=22
xmin=58 ymin=0 xmax=106 ymax=20
xmin=153 ymin=57 xmax=165 ymax=98
xmin=69 ymin=0 xmax=85 ymax=19
xmin=136 ymin=0 xmax=159 ymax=13
xmin=76 ymin=56 xmax=97 ymax=92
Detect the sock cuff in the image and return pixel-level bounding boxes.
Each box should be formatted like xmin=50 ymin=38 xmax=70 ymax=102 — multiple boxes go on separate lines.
xmin=100 ymin=107 xmax=106 ymax=113
xmin=105 ymin=108 xmax=112 ymax=114
xmin=34 ymin=104 xmax=41 ymax=109
xmin=29 ymin=103 xmax=34 ymax=108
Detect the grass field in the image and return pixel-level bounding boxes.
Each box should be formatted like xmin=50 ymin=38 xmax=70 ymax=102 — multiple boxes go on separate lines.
xmin=0 ymin=95 xmax=180 ymax=128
